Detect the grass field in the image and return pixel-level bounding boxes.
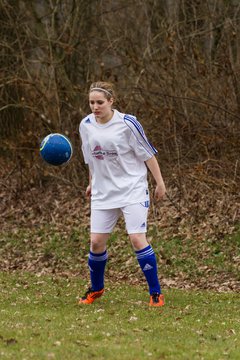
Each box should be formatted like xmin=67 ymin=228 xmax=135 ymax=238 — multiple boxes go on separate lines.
xmin=0 ymin=272 xmax=239 ymax=360
xmin=0 ymin=227 xmax=239 ymax=359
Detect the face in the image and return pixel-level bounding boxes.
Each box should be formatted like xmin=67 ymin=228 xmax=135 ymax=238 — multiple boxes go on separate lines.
xmin=89 ymin=91 xmax=113 ymax=123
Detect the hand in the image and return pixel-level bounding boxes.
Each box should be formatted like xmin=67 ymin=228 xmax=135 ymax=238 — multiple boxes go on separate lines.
xmin=154 ymin=184 xmax=166 ymax=201
xmin=86 ymin=184 xmax=91 ymax=198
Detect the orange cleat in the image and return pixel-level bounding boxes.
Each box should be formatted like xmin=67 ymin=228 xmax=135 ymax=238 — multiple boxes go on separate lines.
xmin=149 ymin=293 xmax=165 ymax=307
xmin=79 ymin=287 xmax=104 ymax=304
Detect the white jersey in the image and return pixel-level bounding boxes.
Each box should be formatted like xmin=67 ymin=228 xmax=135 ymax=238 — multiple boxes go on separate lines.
xmin=79 ymin=109 xmax=157 ymax=209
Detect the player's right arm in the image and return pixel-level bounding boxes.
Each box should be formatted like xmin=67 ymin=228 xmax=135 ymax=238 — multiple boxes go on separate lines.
xmin=86 ymin=169 xmax=92 ymax=198
xmin=79 ymin=120 xmax=92 ymax=198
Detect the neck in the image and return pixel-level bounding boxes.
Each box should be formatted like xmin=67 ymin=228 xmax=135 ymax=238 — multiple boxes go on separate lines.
xmin=96 ymin=110 xmax=114 ymax=124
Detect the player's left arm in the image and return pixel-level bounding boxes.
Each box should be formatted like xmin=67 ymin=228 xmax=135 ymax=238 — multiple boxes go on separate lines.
xmin=145 ymin=155 xmax=166 ymax=201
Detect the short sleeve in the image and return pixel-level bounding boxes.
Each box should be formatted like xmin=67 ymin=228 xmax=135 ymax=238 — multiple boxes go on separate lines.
xmin=79 ymin=121 xmax=90 ymax=164
xmin=124 ymin=114 xmax=157 ymax=161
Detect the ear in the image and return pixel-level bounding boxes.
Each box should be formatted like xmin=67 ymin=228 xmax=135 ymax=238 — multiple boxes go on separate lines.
xmin=109 ymin=98 xmax=114 ymax=106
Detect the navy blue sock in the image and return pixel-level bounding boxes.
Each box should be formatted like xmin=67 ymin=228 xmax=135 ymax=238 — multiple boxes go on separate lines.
xmin=88 ymin=250 xmax=108 ymax=291
xmin=135 ymin=245 xmax=161 ymax=295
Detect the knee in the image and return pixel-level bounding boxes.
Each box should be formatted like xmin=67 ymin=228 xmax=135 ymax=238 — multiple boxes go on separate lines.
xmin=90 ymin=233 xmax=108 ymax=253
xmin=129 ymin=233 xmax=148 ymax=251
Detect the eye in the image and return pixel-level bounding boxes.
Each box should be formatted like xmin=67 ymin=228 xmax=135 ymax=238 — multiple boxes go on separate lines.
xmin=97 ymin=101 xmax=104 ymax=105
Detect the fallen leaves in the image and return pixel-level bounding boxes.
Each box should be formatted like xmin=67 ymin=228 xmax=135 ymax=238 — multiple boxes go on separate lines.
xmin=0 ymin=335 xmax=18 ymax=346
xmin=0 ymin=160 xmax=239 ymax=292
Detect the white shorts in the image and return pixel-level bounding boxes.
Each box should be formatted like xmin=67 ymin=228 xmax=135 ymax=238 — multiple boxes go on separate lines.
xmin=91 ymin=202 xmax=150 ymax=234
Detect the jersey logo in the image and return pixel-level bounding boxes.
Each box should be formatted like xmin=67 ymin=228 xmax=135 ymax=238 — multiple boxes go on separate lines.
xmin=92 ymin=145 xmax=118 ymax=160
xmin=92 ymin=145 xmax=104 ymax=160
xmin=85 ymin=118 xmax=91 ymax=123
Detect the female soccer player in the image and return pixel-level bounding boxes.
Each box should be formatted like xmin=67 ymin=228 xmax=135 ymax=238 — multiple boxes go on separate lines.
xmin=79 ymin=81 xmax=166 ymax=306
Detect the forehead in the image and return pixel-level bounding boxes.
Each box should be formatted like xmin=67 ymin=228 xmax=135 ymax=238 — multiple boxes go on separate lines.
xmin=89 ymin=91 xmax=107 ymax=101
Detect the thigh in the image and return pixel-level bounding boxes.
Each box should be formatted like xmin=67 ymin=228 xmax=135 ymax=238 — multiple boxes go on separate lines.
xmin=91 ymin=208 xmax=121 ymax=234
xmin=121 ymin=202 xmax=149 ymax=234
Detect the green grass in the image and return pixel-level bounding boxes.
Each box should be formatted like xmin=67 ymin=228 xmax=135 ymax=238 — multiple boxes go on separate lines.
xmin=0 ymin=227 xmax=239 ymax=358
xmin=0 ymin=272 xmax=239 ymax=360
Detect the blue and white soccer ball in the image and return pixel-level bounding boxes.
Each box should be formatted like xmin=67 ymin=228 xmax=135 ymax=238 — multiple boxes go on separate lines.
xmin=40 ymin=133 xmax=73 ymax=166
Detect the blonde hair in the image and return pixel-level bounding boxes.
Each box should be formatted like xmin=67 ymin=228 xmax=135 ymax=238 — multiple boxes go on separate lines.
xmin=89 ymin=81 xmax=116 ymax=101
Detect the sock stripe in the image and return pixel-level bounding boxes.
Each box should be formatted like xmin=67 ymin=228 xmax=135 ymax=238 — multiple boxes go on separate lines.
xmin=136 ymin=248 xmax=154 ymax=260
xmin=89 ymin=252 xmax=108 ymax=262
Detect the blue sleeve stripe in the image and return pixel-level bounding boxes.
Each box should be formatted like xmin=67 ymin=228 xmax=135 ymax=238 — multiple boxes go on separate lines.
xmin=124 ymin=118 xmax=153 ymax=157
xmin=124 ymin=115 xmax=158 ymax=155
xmin=124 ymin=114 xmax=145 ymax=135
xmin=124 ymin=114 xmax=157 ymax=153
